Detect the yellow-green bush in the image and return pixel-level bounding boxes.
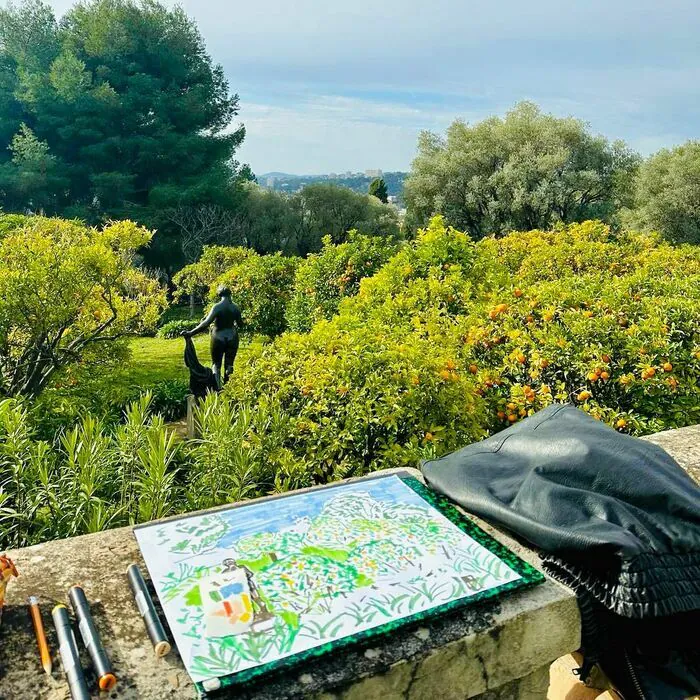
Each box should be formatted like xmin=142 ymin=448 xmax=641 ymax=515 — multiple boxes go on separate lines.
xmin=217 ymin=217 xmax=700 ymax=486
xmin=286 ymin=233 xmax=400 ymax=333
xmin=174 ymin=247 xmax=300 ymax=337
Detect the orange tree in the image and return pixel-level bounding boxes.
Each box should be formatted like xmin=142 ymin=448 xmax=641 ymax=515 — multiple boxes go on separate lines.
xmin=196 ymin=217 xmax=700 ymax=489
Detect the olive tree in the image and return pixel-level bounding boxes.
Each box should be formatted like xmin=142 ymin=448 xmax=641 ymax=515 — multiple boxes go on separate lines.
xmin=404 ymin=102 xmax=639 ymax=238
xmin=630 ymin=141 xmax=700 ymax=244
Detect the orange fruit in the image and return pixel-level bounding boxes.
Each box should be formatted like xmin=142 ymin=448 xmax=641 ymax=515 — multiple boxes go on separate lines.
xmin=616 ymin=418 xmax=627 ymax=429
xmin=543 ymin=312 xmax=554 ymax=322
xmin=469 ymin=364 xmax=478 ymax=374
xmin=539 ymin=358 xmax=549 ymax=368
xmin=600 ymin=371 xmax=610 ymax=381
xmin=497 ymin=411 xmax=506 ymax=420
xmin=663 ymin=362 xmax=673 ymax=372
xmin=513 ymin=288 xmax=523 ymax=297
xmin=424 ymin=432 xmax=434 ymax=442
xmin=445 ymin=359 xmax=457 ymax=370
xmin=577 ymin=390 xmax=592 ymax=401
xmin=525 ymin=315 xmax=535 ymax=324
xmin=602 ymin=354 xmax=611 ymax=363
xmin=507 ymin=414 xmax=518 ymax=423
xmin=583 ymin=310 xmax=594 ymax=318
xmin=515 ymin=352 xmax=526 ymax=364
xmin=507 ymin=402 xmax=517 ymax=411
xmin=587 ymin=372 xmax=599 ymax=382
xmin=641 ymin=367 xmax=656 ymax=379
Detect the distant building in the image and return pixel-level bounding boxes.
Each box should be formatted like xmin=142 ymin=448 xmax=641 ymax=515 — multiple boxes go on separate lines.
xmin=265 ymin=177 xmax=277 ymax=187
xmin=365 ymin=169 xmax=383 ymax=178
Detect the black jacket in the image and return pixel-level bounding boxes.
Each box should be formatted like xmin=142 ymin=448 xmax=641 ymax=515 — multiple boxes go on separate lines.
xmin=422 ymin=404 xmax=700 ymax=699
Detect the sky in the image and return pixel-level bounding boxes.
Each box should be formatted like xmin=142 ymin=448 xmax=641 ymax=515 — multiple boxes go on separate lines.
xmin=24 ymin=0 xmax=700 ymax=175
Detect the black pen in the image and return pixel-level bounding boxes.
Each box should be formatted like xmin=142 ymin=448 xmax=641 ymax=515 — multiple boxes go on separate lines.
xmin=69 ymin=586 xmax=117 ymax=691
xmin=52 ymin=604 xmax=90 ymax=700
xmin=126 ymin=564 xmax=171 ymax=657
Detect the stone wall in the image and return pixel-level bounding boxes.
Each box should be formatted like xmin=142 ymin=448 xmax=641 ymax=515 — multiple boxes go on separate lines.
xmin=1 ymin=424 xmax=698 ymax=700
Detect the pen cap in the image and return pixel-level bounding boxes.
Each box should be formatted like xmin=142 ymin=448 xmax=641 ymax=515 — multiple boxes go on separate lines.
xmin=68 ymin=586 xmax=90 ymax=616
xmin=126 ymin=563 xmax=146 ymax=595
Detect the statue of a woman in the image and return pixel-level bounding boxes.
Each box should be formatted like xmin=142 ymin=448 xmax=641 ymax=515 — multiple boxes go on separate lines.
xmin=182 ymin=286 xmax=243 ymax=389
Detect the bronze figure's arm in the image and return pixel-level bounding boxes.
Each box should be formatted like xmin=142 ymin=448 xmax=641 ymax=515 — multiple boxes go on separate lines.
xmin=182 ymin=304 xmax=216 ymax=338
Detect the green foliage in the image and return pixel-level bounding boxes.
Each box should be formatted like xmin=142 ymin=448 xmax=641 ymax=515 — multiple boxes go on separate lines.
xmin=213 ymin=252 xmax=300 ymax=337
xmin=146 ymin=379 xmax=189 ymax=421
xmin=628 ymin=141 xmax=700 ymax=244
xmin=368 ymin=177 xmax=388 ymax=203
xmin=0 ymin=214 xmax=166 ymax=398
xmin=227 ymin=182 xmax=402 ymax=257
xmin=404 ymin=102 xmax=640 ymax=238
xmin=157 ymin=320 xmax=194 ymax=340
xmin=290 ymin=183 xmax=400 ymax=255
xmin=0 ymin=394 xmax=181 ymax=548
xmin=0 ymin=0 xmax=245 ymax=261
xmin=286 ymin=233 xmax=401 ymax=333
xmin=172 ymin=246 xmax=252 ymax=306
xmin=205 ymin=216 xmax=700 ymax=485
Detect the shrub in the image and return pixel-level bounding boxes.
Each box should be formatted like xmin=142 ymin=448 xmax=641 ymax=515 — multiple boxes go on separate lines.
xmin=286 ymin=233 xmax=401 ymax=333
xmin=209 ymin=217 xmax=700 ymax=489
xmin=157 ymin=320 xmax=193 ymax=339
xmin=0 ymin=395 xmax=181 ymax=549
xmin=0 ymin=215 xmax=166 ymax=398
xmin=173 ymin=246 xmax=253 ymax=305
xmin=138 ymin=379 xmax=189 ymax=421
xmin=212 ymin=252 xmax=300 ymax=337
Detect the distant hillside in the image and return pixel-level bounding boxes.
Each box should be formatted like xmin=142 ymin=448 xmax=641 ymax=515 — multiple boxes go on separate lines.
xmin=259 ymin=171 xmax=408 ymax=202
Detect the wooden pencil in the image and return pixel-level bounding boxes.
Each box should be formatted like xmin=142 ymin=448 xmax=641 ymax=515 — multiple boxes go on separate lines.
xmin=28 ymin=596 xmax=52 ymax=675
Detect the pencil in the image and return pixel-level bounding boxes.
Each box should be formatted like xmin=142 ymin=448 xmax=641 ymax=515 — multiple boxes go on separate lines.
xmin=28 ymin=596 xmax=52 ymax=675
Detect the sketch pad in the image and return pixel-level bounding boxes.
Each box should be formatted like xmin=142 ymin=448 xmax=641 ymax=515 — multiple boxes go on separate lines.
xmin=134 ymin=472 xmax=544 ymax=696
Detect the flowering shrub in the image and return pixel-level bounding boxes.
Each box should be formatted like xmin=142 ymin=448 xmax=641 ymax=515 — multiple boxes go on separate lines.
xmin=286 ymin=233 xmax=401 ymax=333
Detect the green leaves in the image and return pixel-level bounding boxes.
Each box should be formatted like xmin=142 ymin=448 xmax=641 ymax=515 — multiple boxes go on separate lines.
xmin=0 ymin=214 xmax=166 ymax=398
xmin=404 ymin=101 xmax=640 ymax=238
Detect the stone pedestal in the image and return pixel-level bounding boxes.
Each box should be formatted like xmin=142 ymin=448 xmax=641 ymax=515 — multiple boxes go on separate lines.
xmin=186 ymin=394 xmax=199 ymax=439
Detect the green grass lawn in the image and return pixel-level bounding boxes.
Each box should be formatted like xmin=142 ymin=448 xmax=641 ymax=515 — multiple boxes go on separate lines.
xmin=34 ymin=333 xmax=260 ymax=434
xmin=126 ymin=334 xmax=211 ymax=386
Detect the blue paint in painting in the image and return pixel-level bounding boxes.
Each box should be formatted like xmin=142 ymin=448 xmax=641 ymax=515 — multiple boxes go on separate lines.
xmin=216 ymin=475 xmax=426 ymax=549
xmin=221 ymin=583 xmax=244 ymax=597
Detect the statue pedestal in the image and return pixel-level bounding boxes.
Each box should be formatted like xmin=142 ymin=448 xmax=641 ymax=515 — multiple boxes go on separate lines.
xmin=186 ymin=394 xmax=200 ymax=439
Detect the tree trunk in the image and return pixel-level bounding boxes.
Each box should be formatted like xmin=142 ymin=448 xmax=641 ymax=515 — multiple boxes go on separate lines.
xmin=189 ymin=292 xmax=196 ymax=319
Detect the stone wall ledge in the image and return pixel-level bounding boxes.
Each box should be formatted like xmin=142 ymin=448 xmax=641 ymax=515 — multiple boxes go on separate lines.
xmin=1 ymin=423 xmax=697 ymax=700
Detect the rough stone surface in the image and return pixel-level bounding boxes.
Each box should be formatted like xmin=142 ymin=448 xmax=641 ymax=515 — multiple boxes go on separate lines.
xmin=1 ymin=468 xmax=580 ymax=699
xmin=642 ymin=423 xmax=700 ymax=484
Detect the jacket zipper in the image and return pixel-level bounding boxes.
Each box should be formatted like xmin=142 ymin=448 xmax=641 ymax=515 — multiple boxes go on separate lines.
xmin=624 ymin=648 xmax=646 ymax=700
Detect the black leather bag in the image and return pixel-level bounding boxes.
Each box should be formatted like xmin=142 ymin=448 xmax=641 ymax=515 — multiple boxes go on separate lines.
xmin=422 ymin=404 xmax=700 ymax=699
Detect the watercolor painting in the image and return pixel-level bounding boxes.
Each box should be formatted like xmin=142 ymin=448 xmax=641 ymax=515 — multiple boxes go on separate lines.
xmin=134 ymin=474 xmax=537 ymax=689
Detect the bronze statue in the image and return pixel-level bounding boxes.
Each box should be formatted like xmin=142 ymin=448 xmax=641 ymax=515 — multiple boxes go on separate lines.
xmin=183 ymin=286 xmax=243 ymax=390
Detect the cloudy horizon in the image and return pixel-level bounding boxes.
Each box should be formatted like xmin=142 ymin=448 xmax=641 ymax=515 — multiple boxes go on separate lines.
xmin=14 ymin=0 xmax=700 ymax=175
